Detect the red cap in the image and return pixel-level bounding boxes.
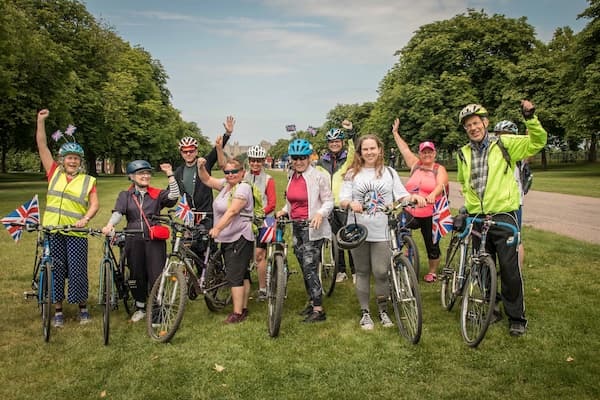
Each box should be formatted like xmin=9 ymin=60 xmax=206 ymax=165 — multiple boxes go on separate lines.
xmin=419 ymin=141 xmax=436 ymax=152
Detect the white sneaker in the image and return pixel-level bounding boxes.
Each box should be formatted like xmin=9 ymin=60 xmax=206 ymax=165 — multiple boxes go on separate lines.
xmin=130 ymin=309 xmax=146 ymax=322
xmin=336 ymin=272 xmax=348 ymax=283
xmin=360 ymin=310 xmax=374 ymax=330
xmin=379 ymin=311 xmax=394 ymax=328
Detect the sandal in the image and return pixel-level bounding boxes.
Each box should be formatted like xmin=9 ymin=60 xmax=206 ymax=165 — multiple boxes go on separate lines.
xmin=424 ymin=273 xmax=437 ymax=283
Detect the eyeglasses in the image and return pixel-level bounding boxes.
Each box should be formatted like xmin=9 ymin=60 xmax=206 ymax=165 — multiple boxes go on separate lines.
xmin=223 ymin=169 xmax=240 ymax=175
xmin=181 ymin=149 xmax=197 ymax=155
xmin=248 ymin=158 xmax=264 ymax=163
xmin=291 ymin=155 xmax=308 ymax=161
xmin=135 ymin=171 xmax=152 ymax=177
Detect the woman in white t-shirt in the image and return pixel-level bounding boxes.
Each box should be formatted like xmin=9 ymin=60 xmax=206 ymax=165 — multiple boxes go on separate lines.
xmin=340 ymin=134 xmax=425 ymax=331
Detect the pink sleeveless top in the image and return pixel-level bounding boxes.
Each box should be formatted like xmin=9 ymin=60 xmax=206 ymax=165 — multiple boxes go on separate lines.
xmin=404 ymin=166 xmax=438 ymax=218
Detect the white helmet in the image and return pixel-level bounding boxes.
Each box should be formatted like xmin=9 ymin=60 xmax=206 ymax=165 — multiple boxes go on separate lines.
xmin=178 ymin=136 xmax=198 ymax=149
xmin=247 ymin=145 xmax=267 ymax=159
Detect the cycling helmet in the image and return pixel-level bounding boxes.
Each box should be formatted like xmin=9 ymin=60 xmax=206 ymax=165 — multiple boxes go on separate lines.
xmin=337 ymin=223 xmax=368 ymax=250
xmin=178 ymin=136 xmax=198 ymax=149
xmin=247 ymin=145 xmax=267 ymax=159
xmin=459 ymin=104 xmax=488 ymax=124
xmin=58 ymin=142 xmax=84 ymax=157
xmin=326 ymin=128 xmax=345 ymax=141
xmin=493 ymin=120 xmax=519 ymax=135
xmin=288 ymin=138 xmax=313 ymax=156
xmin=126 ymin=160 xmax=152 ymax=175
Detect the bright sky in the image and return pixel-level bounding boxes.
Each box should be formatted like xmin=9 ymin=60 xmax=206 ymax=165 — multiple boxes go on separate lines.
xmin=84 ymin=0 xmax=588 ymax=145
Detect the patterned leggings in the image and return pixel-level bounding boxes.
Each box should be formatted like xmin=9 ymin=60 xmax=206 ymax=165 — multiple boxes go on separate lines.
xmin=48 ymin=233 xmax=89 ymax=304
xmin=292 ymin=223 xmax=324 ymax=307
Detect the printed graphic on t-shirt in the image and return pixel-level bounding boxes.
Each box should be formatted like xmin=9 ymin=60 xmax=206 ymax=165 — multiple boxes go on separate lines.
xmin=357 ymin=181 xmax=389 ymax=215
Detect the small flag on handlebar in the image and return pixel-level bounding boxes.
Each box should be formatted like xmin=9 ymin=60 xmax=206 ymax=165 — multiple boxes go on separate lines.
xmin=1 ymin=195 xmax=40 ymax=242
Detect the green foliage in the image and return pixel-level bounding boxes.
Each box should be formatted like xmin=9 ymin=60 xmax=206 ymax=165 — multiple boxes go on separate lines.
xmin=0 ymin=172 xmax=599 ymax=399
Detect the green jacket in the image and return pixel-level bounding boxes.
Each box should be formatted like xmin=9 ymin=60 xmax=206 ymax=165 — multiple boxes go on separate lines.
xmin=316 ymin=139 xmax=356 ymax=206
xmin=457 ymin=116 xmax=547 ymax=214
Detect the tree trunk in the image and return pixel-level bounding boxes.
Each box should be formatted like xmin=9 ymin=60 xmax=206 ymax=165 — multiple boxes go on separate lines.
xmin=541 ymin=148 xmax=548 ymax=170
xmin=588 ymin=132 xmax=597 ymax=162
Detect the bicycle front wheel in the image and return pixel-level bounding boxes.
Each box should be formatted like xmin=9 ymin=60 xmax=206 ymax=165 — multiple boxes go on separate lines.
xmin=440 ymin=235 xmax=466 ymax=311
xmin=39 ymin=264 xmax=52 ymax=343
xmin=460 ymin=256 xmax=497 ymax=348
xmin=267 ymin=253 xmax=287 ymax=337
xmin=319 ymin=238 xmax=337 ymax=297
xmin=147 ymin=261 xmax=187 ymax=343
xmin=390 ymin=255 xmax=422 ymax=344
xmin=402 ymin=235 xmax=420 ymax=281
xmin=204 ymin=249 xmax=232 ymax=312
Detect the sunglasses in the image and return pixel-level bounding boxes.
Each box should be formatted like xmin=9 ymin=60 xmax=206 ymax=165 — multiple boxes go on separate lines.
xmin=248 ymin=158 xmax=264 ymax=163
xmin=223 ymin=169 xmax=240 ymax=175
xmin=181 ymin=149 xmax=197 ymax=155
xmin=291 ymin=155 xmax=308 ymax=161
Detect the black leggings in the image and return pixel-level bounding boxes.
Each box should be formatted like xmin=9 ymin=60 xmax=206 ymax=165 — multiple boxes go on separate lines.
xmin=404 ymin=212 xmax=441 ymax=260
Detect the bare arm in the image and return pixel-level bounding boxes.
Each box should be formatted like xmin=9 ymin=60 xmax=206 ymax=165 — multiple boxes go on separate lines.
xmin=392 ymin=118 xmax=419 ymax=169
xmin=197 ymin=157 xmax=225 ymax=190
xmin=215 ymin=136 xmax=226 ymax=169
xmin=209 ymin=197 xmax=247 ymax=238
xmin=36 ymin=109 xmax=54 ymax=173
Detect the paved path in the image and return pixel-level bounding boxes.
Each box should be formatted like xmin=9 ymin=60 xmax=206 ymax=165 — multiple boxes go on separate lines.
xmin=447 ymin=182 xmax=600 ymax=245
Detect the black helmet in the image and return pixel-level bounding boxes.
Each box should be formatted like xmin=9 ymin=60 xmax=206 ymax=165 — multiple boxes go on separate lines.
xmin=126 ymin=160 xmax=152 ymax=175
xmin=336 ymin=223 xmax=368 ymax=250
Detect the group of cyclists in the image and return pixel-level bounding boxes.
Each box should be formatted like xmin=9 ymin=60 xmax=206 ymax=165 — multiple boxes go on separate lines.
xmin=33 ymin=98 xmax=546 ymax=337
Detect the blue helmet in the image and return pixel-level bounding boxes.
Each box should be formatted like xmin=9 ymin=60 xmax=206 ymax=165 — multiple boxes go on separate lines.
xmin=288 ymin=139 xmax=313 ymax=156
xmin=326 ymin=128 xmax=345 ymax=141
xmin=494 ymin=120 xmax=519 ymax=135
xmin=126 ymin=160 xmax=152 ymax=175
xmin=58 ymin=142 xmax=84 ymax=157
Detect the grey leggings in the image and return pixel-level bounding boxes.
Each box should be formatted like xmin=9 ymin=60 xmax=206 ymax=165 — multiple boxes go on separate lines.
xmin=351 ymin=241 xmax=391 ymax=312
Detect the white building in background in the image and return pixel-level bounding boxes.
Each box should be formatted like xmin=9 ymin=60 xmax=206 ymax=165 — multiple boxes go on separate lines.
xmin=224 ymin=140 xmax=272 ymax=158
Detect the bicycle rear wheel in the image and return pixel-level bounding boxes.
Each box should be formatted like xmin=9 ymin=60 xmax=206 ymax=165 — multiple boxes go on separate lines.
xmin=267 ymin=253 xmax=287 ymax=337
xmin=147 ymin=260 xmax=187 ymax=343
xmin=39 ymin=264 xmax=52 ymax=342
xmin=390 ymin=255 xmax=422 ymax=344
xmin=402 ymin=235 xmax=420 ymax=281
xmin=319 ymin=237 xmax=337 ymax=297
xmin=460 ymin=256 xmax=497 ymax=348
xmin=440 ymin=235 xmax=466 ymax=311
xmin=204 ymin=249 xmax=231 ymax=312
xmin=101 ymin=260 xmax=113 ymax=345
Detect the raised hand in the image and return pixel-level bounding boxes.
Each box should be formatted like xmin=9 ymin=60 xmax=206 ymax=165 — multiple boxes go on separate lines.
xmin=223 ymin=116 xmax=236 ymax=134
xmin=159 ymin=163 xmax=173 ymax=176
xmin=341 ymin=119 xmax=353 ymax=131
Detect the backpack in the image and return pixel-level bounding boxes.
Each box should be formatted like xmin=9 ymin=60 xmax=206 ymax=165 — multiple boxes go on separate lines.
xmin=229 ymin=181 xmax=265 ymax=218
xmin=408 ymin=162 xmax=450 ymax=196
xmin=458 ymin=138 xmax=532 ymax=195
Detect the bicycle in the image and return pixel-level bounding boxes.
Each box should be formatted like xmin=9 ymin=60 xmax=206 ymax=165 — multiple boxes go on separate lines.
xmin=440 ymin=207 xmax=470 ymax=311
xmin=382 ymin=202 xmax=423 ymax=344
xmin=254 ymin=216 xmax=296 ymax=337
xmin=319 ymin=234 xmax=338 ymax=297
xmin=146 ymin=211 xmax=229 ymax=343
xmin=15 ymin=223 xmax=91 ymax=342
xmin=458 ymin=213 xmax=519 ymax=347
xmin=90 ymin=228 xmax=143 ymax=345
xmin=395 ymin=209 xmax=420 ymax=280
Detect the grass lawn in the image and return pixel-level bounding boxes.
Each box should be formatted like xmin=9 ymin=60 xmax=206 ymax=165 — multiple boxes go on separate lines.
xmin=415 ymin=162 xmax=600 ymax=198
xmin=0 ymin=169 xmax=599 ymax=400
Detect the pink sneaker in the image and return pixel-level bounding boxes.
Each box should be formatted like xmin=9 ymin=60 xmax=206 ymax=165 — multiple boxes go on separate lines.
xmin=424 ymin=273 xmax=437 ymax=283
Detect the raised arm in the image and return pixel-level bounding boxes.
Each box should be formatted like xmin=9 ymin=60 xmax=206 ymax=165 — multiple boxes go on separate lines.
xmin=215 ymin=135 xmax=226 ymax=169
xmin=36 ymin=109 xmax=54 ymax=173
xmin=205 ymin=115 xmax=235 ymax=170
xmin=392 ymin=118 xmax=419 ymax=170
xmin=197 ymin=157 xmax=225 ymax=190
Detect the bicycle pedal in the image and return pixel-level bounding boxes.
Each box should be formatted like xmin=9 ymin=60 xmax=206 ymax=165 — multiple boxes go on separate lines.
xmin=23 ymin=291 xmax=36 ymax=299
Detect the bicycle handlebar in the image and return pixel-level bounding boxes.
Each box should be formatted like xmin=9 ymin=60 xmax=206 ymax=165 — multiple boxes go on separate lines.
xmin=10 ymin=222 xmax=94 ymax=234
xmin=458 ymin=216 xmax=519 ymax=241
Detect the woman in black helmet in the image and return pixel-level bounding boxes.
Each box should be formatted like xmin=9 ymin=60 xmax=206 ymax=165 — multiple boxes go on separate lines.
xmin=101 ymin=160 xmax=179 ymax=322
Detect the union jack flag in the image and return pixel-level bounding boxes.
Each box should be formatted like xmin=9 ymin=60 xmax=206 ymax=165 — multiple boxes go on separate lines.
xmin=174 ymin=195 xmax=194 ymax=226
xmin=258 ymin=216 xmax=276 ymax=243
xmin=285 ymin=124 xmax=296 ymax=132
xmin=432 ymin=195 xmax=453 ymax=244
xmin=307 ymin=126 xmax=317 ymax=136
xmin=1 ymin=195 xmax=40 ymax=242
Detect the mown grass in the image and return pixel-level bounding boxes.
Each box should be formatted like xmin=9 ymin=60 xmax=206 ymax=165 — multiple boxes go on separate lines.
xmin=434 ymin=162 xmax=600 ymax=198
xmin=0 ymin=170 xmax=599 ymax=400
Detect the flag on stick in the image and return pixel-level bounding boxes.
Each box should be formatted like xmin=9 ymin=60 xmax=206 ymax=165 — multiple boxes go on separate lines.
xmin=432 ymin=195 xmax=453 ymax=244
xmin=1 ymin=195 xmax=40 ymax=242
